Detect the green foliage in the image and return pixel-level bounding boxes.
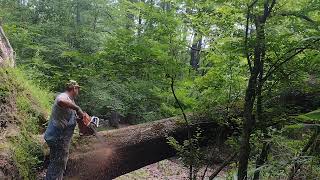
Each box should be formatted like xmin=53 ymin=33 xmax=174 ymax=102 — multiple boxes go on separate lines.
xmin=167 ymin=129 xmax=204 ymax=177
xmin=16 ymin=96 xmax=40 ymax=133
xmin=298 ymin=109 xmax=320 ymax=121
xmin=0 ymin=68 xmax=51 ymax=179
xmin=80 ymin=78 xmax=170 ymax=124
xmin=11 ymin=131 xmax=44 ymax=180
xmin=254 ymin=133 xmax=313 ymax=179
xmin=3 ymin=68 xmax=52 ymax=129
xmin=10 ymin=69 xmax=52 ymax=112
xmin=0 ymin=0 xmax=320 ymax=179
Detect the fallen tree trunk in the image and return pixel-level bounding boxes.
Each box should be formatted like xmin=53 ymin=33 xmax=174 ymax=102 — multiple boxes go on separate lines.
xmin=65 ymin=117 xmax=230 ymax=180
xmin=0 ymin=24 xmax=15 ymax=67
xmin=58 ymin=91 xmax=320 ymax=179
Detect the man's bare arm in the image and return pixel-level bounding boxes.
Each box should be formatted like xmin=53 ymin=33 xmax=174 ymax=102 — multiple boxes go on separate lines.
xmin=57 ymin=99 xmax=84 ymax=118
xmin=57 ymin=99 xmax=79 ymax=110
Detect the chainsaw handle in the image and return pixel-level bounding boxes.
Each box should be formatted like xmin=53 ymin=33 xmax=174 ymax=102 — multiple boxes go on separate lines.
xmin=76 ymin=112 xmax=90 ymax=126
xmin=77 ymin=113 xmax=94 ymax=136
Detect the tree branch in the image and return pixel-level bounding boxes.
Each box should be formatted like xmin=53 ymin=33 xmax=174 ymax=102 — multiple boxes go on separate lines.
xmin=267 ymin=0 xmax=277 ymax=16
xmin=287 ymin=128 xmax=320 ymax=180
xmin=263 ymin=38 xmax=320 ymax=81
xmin=262 ymin=0 xmax=277 ymax=22
xmin=170 ymin=75 xmax=194 ymax=180
xmin=209 ymin=152 xmax=238 ymax=180
xmin=244 ymin=0 xmax=259 ymax=72
xmin=245 ymin=11 xmax=253 ymax=72
xmin=248 ymin=0 xmax=259 ymax=8
xmin=279 ymin=12 xmax=319 ymax=25
xmin=170 ymin=76 xmax=190 ymax=130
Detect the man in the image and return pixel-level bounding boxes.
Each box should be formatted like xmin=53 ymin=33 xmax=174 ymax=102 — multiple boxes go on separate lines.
xmin=44 ymin=80 xmax=85 ymax=180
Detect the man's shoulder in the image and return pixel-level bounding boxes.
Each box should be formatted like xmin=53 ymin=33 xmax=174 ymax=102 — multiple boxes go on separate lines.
xmin=56 ymin=92 xmax=70 ymax=101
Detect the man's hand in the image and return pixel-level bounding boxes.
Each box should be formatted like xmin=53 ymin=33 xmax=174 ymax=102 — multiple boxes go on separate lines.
xmin=76 ymin=107 xmax=85 ymax=119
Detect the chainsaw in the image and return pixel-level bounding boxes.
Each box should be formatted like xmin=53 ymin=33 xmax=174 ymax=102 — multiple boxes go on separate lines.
xmin=76 ymin=113 xmax=100 ymax=136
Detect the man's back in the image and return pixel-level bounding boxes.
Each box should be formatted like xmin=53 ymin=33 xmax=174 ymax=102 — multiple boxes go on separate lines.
xmin=44 ymin=92 xmax=76 ymax=142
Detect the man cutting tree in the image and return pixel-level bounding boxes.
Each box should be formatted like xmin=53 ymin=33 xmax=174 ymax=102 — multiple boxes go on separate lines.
xmin=44 ymin=80 xmax=85 ymax=180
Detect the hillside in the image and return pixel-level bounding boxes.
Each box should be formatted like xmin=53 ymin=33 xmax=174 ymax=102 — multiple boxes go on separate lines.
xmin=0 ymin=68 xmax=51 ymax=179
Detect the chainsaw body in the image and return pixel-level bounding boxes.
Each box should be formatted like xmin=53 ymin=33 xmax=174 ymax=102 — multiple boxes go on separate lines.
xmin=77 ymin=113 xmax=99 ymax=136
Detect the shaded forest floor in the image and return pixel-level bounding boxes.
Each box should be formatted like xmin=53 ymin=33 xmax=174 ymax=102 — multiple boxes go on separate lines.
xmin=116 ymin=158 xmax=226 ymax=180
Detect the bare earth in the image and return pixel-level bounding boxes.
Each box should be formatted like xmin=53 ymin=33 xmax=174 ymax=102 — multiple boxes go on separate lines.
xmin=116 ymin=158 xmax=226 ymax=180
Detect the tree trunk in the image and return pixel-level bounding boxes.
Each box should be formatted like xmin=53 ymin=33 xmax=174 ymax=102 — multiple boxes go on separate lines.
xmin=252 ymin=17 xmax=267 ymax=180
xmin=238 ymin=70 xmax=258 ymax=180
xmin=0 ymin=24 xmax=15 ymax=67
xmin=238 ymin=14 xmax=267 ymax=180
xmin=237 ymin=1 xmax=277 ymax=178
xmin=190 ymin=33 xmax=202 ymax=70
xmin=126 ymin=0 xmax=136 ymax=30
xmin=110 ymin=111 xmax=120 ymax=128
xmin=64 ymin=117 xmax=230 ymax=179
xmin=253 ymin=141 xmax=270 ymax=180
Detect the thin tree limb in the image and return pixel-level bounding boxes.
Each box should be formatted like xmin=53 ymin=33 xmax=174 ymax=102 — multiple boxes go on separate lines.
xmin=263 ymin=38 xmax=320 ymax=81
xmin=209 ymin=152 xmax=238 ymax=180
xmin=287 ymin=128 xmax=320 ymax=180
xmin=201 ymin=164 xmax=209 ymax=180
xmin=279 ymin=12 xmax=319 ymax=25
xmin=170 ymin=76 xmax=194 ymax=180
xmin=262 ymin=0 xmax=276 ymax=22
xmin=170 ymin=76 xmax=190 ymax=130
xmin=245 ymin=4 xmax=253 ymax=72
xmin=244 ymin=0 xmax=259 ymax=73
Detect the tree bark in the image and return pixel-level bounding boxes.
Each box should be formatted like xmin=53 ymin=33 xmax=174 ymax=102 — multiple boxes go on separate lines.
xmin=64 ymin=117 xmax=230 ymax=180
xmin=238 ymin=0 xmax=276 ymax=178
xmin=110 ymin=111 xmax=120 ymax=128
xmin=238 ymin=20 xmax=263 ymax=179
xmin=253 ymin=140 xmax=271 ymax=180
xmin=0 ymin=24 xmax=15 ymax=67
xmin=190 ymin=33 xmax=202 ymax=70
xmin=238 ymin=69 xmax=258 ymax=180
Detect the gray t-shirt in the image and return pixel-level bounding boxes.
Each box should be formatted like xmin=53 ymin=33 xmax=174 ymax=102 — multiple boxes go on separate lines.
xmin=44 ymin=92 xmax=77 ymax=142
xmin=50 ymin=92 xmax=76 ymax=129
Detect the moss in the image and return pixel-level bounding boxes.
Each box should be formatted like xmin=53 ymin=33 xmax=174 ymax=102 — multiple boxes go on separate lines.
xmin=0 ymin=68 xmax=52 ymax=179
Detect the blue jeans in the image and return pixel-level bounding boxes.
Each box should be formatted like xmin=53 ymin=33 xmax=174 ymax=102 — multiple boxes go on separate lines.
xmin=45 ymin=124 xmax=75 ymax=180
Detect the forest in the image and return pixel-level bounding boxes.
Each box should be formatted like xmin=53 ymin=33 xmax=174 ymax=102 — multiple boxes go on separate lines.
xmin=0 ymin=0 xmax=319 ymax=179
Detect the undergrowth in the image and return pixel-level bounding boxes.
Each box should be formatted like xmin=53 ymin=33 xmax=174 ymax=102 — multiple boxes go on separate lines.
xmin=0 ymin=68 xmax=52 ymax=179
